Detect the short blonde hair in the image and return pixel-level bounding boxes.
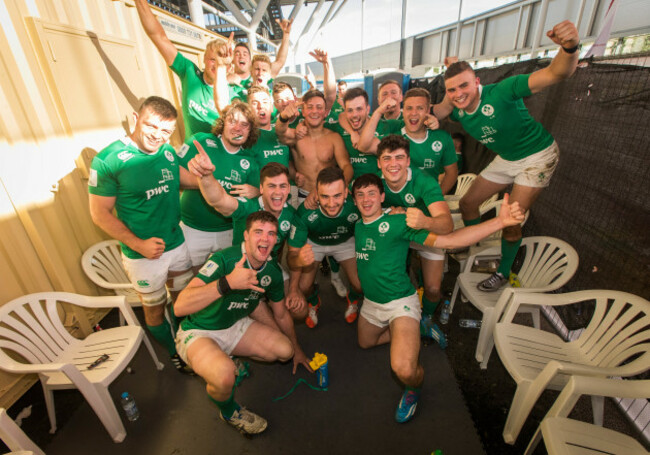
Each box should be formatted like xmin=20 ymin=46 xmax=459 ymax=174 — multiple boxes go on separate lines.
xmin=252 ymin=54 xmax=272 ymax=67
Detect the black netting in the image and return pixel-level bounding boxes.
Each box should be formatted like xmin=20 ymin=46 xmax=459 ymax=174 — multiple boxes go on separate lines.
xmin=412 ymin=57 xmax=650 ymax=299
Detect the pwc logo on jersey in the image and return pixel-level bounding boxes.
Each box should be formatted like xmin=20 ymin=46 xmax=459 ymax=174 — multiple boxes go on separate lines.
xmin=227 ymin=301 xmax=249 ymax=311
xmin=481 ymin=104 xmax=495 ymax=117
xmin=347 ymin=213 xmax=359 ymax=223
xmin=260 ymin=275 xmax=271 ymax=287
xmin=405 ymin=194 xmax=416 ymax=205
xmin=264 ymin=148 xmax=285 ymax=158
xmin=146 ymin=169 xmax=174 ymax=200
xmin=280 ymin=220 xmax=291 ymax=232
xmin=431 ymin=141 xmax=443 ymax=152
xmin=240 ymin=159 xmax=250 ymax=170
xmin=378 ymin=221 xmax=390 ymax=234
xmin=189 ymin=99 xmax=209 ymax=117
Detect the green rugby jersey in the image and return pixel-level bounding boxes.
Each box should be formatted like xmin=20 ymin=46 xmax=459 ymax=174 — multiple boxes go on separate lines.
xmin=376 ymin=117 xmax=403 ymax=138
xmin=231 ymin=196 xmax=297 ymax=258
xmin=288 ymin=196 xmax=360 ymax=247
xmin=355 ymin=213 xmax=428 ymax=303
xmin=180 ymin=245 xmax=284 ymax=331
xmin=177 ymin=133 xmax=260 ymax=232
xmin=382 ymin=168 xmax=444 ymax=213
xmin=89 ymin=137 xmax=184 ymax=259
xmin=248 ymin=126 xmax=292 ymax=169
xmin=402 ymin=128 xmax=457 ymax=178
xmin=325 ymin=122 xmax=379 ymax=178
xmin=170 ymin=53 xmax=220 ymax=139
xmin=449 ymin=74 xmax=554 ymax=161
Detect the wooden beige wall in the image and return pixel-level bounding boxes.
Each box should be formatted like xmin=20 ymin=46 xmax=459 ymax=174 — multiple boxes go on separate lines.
xmin=0 ymin=0 xmax=223 ymax=407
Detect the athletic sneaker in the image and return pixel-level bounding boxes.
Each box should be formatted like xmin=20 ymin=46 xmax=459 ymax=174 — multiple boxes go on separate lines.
xmin=395 ymin=389 xmax=420 ymax=423
xmin=344 ymin=293 xmax=359 ymax=323
xmin=220 ymin=407 xmax=268 ymax=435
xmin=170 ymin=354 xmax=195 ymax=375
xmin=477 ymin=272 xmax=508 ymax=292
xmin=330 ymin=271 xmax=348 ymax=298
xmin=233 ymin=358 xmax=250 ymax=387
xmin=420 ymin=315 xmax=448 ymax=349
xmin=305 ymin=299 xmax=321 ymax=328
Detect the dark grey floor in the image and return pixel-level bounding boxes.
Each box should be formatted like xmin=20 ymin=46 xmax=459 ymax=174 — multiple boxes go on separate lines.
xmin=38 ymin=275 xmax=485 ymax=455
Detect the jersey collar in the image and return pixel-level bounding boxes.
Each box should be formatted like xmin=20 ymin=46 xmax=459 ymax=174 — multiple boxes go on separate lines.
xmin=121 ymin=136 xmax=160 ymax=156
xmin=240 ymin=242 xmax=271 ymax=271
xmin=219 ymin=136 xmax=242 ymax=155
xmin=400 ymin=127 xmax=429 ymax=144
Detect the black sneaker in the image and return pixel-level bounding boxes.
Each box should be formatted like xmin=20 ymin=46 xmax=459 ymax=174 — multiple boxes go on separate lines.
xmin=171 ymin=354 xmax=195 ymax=375
xmin=477 ymin=272 xmax=508 ymax=292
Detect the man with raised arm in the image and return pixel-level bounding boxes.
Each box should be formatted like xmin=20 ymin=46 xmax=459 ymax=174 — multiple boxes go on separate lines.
xmin=377 ymin=80 xmax=404 ymax=121
xmin=89 ymin=96 xmax=195 ymax=373
xmin=135 ymin=0 xmax=234 ymax=139
xmin=287 ymin=167 xmax=363 ymax=328
xmin=375 ymin=135 xmax=454 ymax=348
xmin=176 ymin=102 xmax=261 ymax=273
xmin=351 ymin=172 xmax=524 ymax=423
xmin=432 ymin=21 xmax=580 ymax=292
xmin=174 ymin=211 xmax=311 ymax=436
xmin=228 ymin=19 xmax=293 ymax=94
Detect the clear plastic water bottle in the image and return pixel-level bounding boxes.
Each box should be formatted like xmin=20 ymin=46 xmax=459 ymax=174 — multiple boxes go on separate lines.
xmin=439 ymin=300 xmax=450 ymax=325
xmin=120 ymin=392 xmax=139 ymax=422
xmin=459 ymin=318 xmax=482 ymax=329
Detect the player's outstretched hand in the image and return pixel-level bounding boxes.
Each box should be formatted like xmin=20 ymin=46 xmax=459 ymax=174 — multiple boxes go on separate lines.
xmin=498 ymin=194 xmax=525 ymax=227
xmin=285 ymin=289 xmax=306 ymax=313
xmin=295 ymin=121 xmax=308 ymax=139
xmin=137 ymin=237 xmax=165 ymax=259
xmin=281 ymin=100 xmax=302 ymax=123
xmin=304 ymin=191 xmax=319 ymax=210
xmin=230 ymin=183 xmax=259 ymax=199
xmin=188 ymin=140 xmax=215 ymax=177
xmin=424 ymin=113 xmax=439 ymax=130
xmin=309 ymin=48 xmax=329 ymax=64
xmin=292 ymin=346 xmax=314 ymax=374
xmin=547 ymin=20 xmax=579 ymax=49
xmin=215 ymin=32 xmax=234 ymax=67
xmin=405 ymin=207 xmax=429 ymax=230
xmin=276 ymin=18 xmax=293 ymax=35
xmin=227 ymin=254 xmax=265 ymax=293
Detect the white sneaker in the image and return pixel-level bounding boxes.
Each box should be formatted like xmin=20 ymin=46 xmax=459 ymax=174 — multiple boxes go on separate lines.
xmin=330 ymin=271 xmax=348 ymax=298
xmin=221 ymin=407 xmax=268 ymax=435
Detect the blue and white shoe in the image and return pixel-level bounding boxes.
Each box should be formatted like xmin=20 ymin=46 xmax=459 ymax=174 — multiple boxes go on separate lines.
xmin=395 ymin=389 xmax=420 ymax=423
xmin=420 ymin=315 xmax=448 ymax=349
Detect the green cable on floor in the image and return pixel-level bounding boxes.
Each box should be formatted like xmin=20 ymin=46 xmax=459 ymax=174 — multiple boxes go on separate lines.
xmin=272 ymin=378 xmax=328 ymax=401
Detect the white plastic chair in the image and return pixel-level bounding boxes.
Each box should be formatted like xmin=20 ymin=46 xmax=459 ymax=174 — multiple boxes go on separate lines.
xmin=0 ymin=408 xmax=44 ymax=455
xmin=454 ymin=173 xmax=477 ymax=196
xmin=524 ymin=376 xmax=650 ymax=455
xmin=492 ymin=290 xmax=650 ymax=444
xmin=0 ymin=292 xmax=164 ymax=443
xmin=450 ymin=236 xmax=579 ymax=369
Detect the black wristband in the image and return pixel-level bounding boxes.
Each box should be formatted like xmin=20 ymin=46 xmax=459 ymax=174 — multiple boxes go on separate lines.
xmin=217 ymin=276 xmax=231 ymax=296
xmin=278 ymin=115 xmax=289 ymax=123
xmin=562 ymin=44 xmax=579 ymax=54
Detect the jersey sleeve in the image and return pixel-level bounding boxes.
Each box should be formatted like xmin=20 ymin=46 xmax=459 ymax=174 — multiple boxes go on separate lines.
xmin=440 ymin=132 xmax=458 ymax=167
xmin=287 ymin=215 xmax=308 ymax=248
xmin=419 ymin=174 xmax=445 ymax=205
xmin=230 ymin=198 xmax=253 ymax=221
xmin=170 ymin=52 xmax=193 ymax=78
xmin=196 ymin=252 xmax=227 ymax=284
xmin=498 ymin=74 xmax=533 ymax=100
xmin=88 ymin=156 xmax=117 ymax=196
xmin=400 ymin=217 xmax=430 ymax=245
xmin=175 ymin=134 xmax=201 ymax=168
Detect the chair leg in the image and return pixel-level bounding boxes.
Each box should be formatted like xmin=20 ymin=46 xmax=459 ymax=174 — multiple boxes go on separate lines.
xmin=522 ymin=427 xmax=543 ymax=455
xmin=503 ymin=382 xmax=537 ymax=445
xmin=79 ymin=385 xmax=126 ymax=443
xmin=450 ymin=281 xmax=460 ymax=314
xmin=591 ymin=395 xmax=604 ymax=426
xmin=41 ymin=382 xmax=57 ymax=434
xmin=0 ymin=408 xmax=45 ymax=455
xmin=141 ymin=331 xmax=165 ymax=371
xmin=475 ymin=309 xmax=492 ymax=366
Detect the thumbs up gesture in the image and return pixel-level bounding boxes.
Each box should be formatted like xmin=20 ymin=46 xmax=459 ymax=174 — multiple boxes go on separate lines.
xmin=188 ymin=140 xmax=215 ymax=177
xmin=226 ymin=254 xmax=265 ymax=293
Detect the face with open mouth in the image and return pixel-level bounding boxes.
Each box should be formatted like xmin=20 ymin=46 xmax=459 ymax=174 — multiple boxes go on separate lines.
xmin=260 ymin=174 xmax=290 ymax=215
xmin=252 ymin=61 xmax=272 ymax=86
xmin=445 ymin=70 xmax=481 ymax=111
xmin=223 ymin=110 xmax=251 ymax=148
xmin=353 ymin=183 xmax=385 ymax=220
xmin=233 ymin=45 xmax=251 ymax=76
xmin=344 ymin=96 xmax=370 ymax=132
xmin=403 ymin=96 xmax=429 ymax=134
xmin=317 ymin=179 xmax=347 ymax=217
xmin=131 ymin=108 xmax=176 ymax=154
xmin=244 ymin=221 xmax=278 ymax=266
xmin=249 ymin=92 xmax=273 ymax=128
xmin=378 ymin=148 xmax=410 ymax=188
